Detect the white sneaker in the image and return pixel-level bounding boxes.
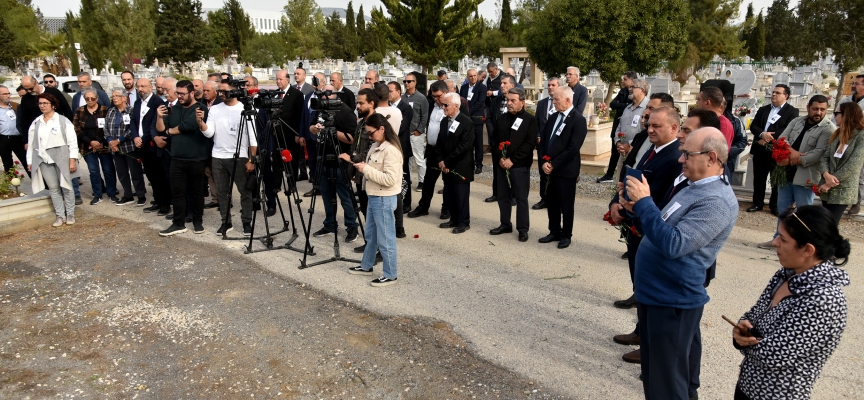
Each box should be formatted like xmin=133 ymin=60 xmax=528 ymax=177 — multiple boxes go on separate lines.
xmin=52 ymin=217 xmax=65 ymax=227
xmin=65 ymin=216 xmax=76 ymax=225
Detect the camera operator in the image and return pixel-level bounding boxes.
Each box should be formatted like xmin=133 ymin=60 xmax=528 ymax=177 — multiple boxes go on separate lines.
xmin=155 ymin=80 xmax=212 ymax=236
xmin=309 ymin=85 xmax=359 ymax=243
xmin=201 ymin=80 xmax=257 ymax=236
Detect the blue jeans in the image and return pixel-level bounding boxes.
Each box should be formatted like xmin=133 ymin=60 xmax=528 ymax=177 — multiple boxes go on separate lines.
xmin=72 ymin=177 xmax=81 ymax=199
xmin=83 ymin=152 xmax=118 ymax=198
xmin=361 ymin=195 xmax=397 ymax=279
xmin=775 ymin=183 xmax=815 ymax=236
xmin=319 ymin=164 xmax=358 ymax=232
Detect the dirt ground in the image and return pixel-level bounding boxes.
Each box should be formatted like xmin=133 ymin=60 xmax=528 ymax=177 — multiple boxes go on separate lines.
xmin=0 ymin=214 xmax=560 ymax=399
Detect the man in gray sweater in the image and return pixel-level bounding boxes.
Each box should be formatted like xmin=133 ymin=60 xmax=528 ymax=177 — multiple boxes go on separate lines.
xmin=621 ymin=127 xmax=739 ymax=400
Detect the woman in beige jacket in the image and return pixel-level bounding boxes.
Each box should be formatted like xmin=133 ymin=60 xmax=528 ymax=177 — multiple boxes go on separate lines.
xmin=340 ymin=113 xmax=403 ymax=287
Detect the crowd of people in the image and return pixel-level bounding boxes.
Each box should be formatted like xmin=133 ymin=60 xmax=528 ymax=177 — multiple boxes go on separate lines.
xmin=0 ymin=66 xmax=858 ymax=399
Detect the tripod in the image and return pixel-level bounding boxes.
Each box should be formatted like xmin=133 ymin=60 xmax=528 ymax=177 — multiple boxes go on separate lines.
xmin=218 ymin=103 xmax=308 ymax=255
xmin=298 ymin=120 xmax=366 ymax=269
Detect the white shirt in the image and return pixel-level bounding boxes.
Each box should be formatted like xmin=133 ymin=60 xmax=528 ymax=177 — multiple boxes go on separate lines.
xmin=426 ymin=103 xmax=445 ymax=145
xmin=77 ymin=93 xmax=87 ymax=109
xmin=204 ymin=102 xmax=258 ymax=159
xmin=765 ymin=103 xmax=786 ymax=131
xmin=376 ymin=105 xmax=402 ymax=135
xmin=138 ymin=93 xmax=153 ymax=137
xmin=26 ymin=113 xmax=78 ymax=165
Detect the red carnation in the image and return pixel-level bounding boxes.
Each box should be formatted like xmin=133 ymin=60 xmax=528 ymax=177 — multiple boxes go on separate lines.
xmin=14 ymin=161 xmax=20 ymax=165
xmin=498 ymin=142 xmax=505 ymax=151
xmin=812 ymin=184 xmax=820 ymax=195
xmin=630 ymin=225 xmax=639 ymax=236
xmin=542 ymin=155 xmax=551 ymax=162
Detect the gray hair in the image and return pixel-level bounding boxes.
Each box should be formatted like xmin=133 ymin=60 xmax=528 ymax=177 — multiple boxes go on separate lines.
xmin=81 ymin=87 xmax=97 ymax=98
xmin=508 ymin=87 xmax=526 ymax=101
xmin=203 ymin=81 xmax=218 ymax=90
xmin=77 ymin=71 xmax=92 ymax=80
xmin=631 ymin=78 xmax=650 ymax=92
xmin=502 ymin=75 xmax=517 ymax=86
xmin=163 ymin=77 xmax=177 ymax=90
xmin=547 ymin=77 xmax=560 ymax=85
xmin=699 ymin=129 xmax=729 ymax=163
xmin=111 ymin=87 xmax=125 ymax=97
xmin=487 ymin=62 xmax=498 ymax=69
xmin=567 ymin=66 xmax=580 ymax=76
xmin=367 ymin=69 xmax=380 ymax=81
xmin=443 ymin=92 xmax=460 ymax=106
xmin=557 ymin=85 xmax=574 ymax=99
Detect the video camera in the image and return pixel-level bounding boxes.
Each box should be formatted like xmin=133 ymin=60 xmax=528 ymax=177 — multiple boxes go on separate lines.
xmin=217 ymin=78 xmax=283 ymax=110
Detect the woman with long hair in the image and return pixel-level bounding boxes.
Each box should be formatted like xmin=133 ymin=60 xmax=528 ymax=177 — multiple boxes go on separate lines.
xmin=339 ymin=113 xmax=403 ymax=287
xmin=732 ymin=205 xmax=850 ymax=400
xmin=818 ymin=102 xmax=864 ymax=224
xmin=26 ymin=93 xmax=79 ymax=226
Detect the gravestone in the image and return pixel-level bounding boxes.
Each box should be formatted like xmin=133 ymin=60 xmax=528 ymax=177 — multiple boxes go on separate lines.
xmin=591 ymin=88 xmax=605 ymax=101
xmin=772 ymin=72 xmax=789 ymax=86
xmin=724 ymin=69 xmax=756 ymax=96
xmin=670 ymin=81 xmax=681 ymax=95
xmin=651 ymin=78 xmax=670 ymax=95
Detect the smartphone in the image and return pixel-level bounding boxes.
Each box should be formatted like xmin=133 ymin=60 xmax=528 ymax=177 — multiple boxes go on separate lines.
xmin=623 ymin=166 xmax=643 ymax=202
xmin=165 ymin=104 xmax=173 ymax=115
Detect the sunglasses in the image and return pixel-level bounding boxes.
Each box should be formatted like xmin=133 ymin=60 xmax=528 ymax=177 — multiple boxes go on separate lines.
xmin=44 ymin=80 xmax=55 ymax=84
xmin=84 ymin=97 xmax=97 ymax=101
xmin=403 ymin=80 xmax=415 ymax=84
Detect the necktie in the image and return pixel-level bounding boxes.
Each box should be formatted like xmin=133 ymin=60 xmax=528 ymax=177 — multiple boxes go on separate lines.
xmin=127 ymin=93 xmax=131 ymax=106
xmin=637 ymin=147 xmax=656 ymax=169
xmin=278 ymin=91 xmax=284 ymax=99
xmin=547 ymin=114 xmax=563 ymax=152
xmin=297 ymin=84 xmax=302 ymax=91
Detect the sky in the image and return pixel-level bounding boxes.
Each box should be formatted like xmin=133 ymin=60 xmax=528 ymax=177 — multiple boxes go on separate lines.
xmin=32 ymin=0 xmax=786 ymax=23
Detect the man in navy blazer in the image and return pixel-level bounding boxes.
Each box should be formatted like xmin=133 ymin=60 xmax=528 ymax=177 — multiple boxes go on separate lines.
xmin=459 ymin=69 xmax=487 ymax=175
xmin=71 ymin=72 xmax=110 ymax=109
xmin=538 ymin=86 xmax=587 ymax=249
xmin=437 ymin=93 xmax=475 ymax=234
xmin=533 ymin=78 xmax=560 ymax=210
xmin=565 ymin=67 xmax=588 ymax=115
xmin=130 ymin=78 xmax=170 ymax=214
xmin=747 ymin=84 xmax=799 ymax=214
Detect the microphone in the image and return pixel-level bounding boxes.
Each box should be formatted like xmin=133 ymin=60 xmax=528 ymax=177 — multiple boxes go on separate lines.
xmin=280 ymin=149 xmax=293 ymax=162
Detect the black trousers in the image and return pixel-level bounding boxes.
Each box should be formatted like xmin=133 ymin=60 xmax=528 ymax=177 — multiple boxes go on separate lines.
xmin=417 ymin=144 xmax=447 ymax=212
xmin=602 ymin=119 xmax=622 ymax=177
xmin=626 ymin=231 xmax=642 ymax=288
xmin=751 ymin=154 xmax=778 ymax=209
xmin=112 ymin=152 xmax=145 ymax=199
xmin=0 ymin=135 xmax=29 ymax=177
xmin=170 ymin=159 xmax=206 ymax=227
xmin=140 ymin=149 xmax=171 ymax=211
xmin=545 ymin=175 xmax=577 ymax=238
xmin=355 ymin=182 xmax=368 ymax=217
xmin=402 ymin=152 xmax=412 ymax=209
xmin=733 ymin=383 xmax=752 ymax=400
xmin=495 ymin=166 xmax=529 ymax=232
xmin=537 ymin=153 xmax=548 ymax=200
xmin=473 ymin=123 xmax=484 ymax=168
xmin=443 ymin=181 xmax=470 ymax=227
xmin=638 ymin=304 xmax=703 ymax=400
xmin=822 ymin=202 xmax=847 ymax=226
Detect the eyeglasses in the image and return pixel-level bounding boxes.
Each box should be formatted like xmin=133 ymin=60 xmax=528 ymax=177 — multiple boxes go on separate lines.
xmin=84 ymin=97 xmax=97 ymax=101
xmin=681 ymin=150 xmax=711 ymax=160
xmin=403 ymin=80 xmax=415 ymax=84
xmin=176 ymin=91 xmax=189 ymax=96
xmin=22 ymin=86 xmax=35 ymax=93
xmin=112 ymin=94 xmax=125 ymax=98
xmin=834 ymin=111 xmax=843 ymax=116
xmin=432 ymin=94 xmax=442 ymax=99
xmin=365 ymin=128 xmax=378 ymax=134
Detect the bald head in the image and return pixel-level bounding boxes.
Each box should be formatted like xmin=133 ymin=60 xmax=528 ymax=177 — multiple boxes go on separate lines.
xmin=276 ymin=70 xmax=289 ymax=90
xmin=155 ymin=76 xmax=165 ymax=95
xmin=680 ymin=127 xmax=728 ymax=181
xmin=136 ymin=78 xmax=152 ymax=98
xmin=192 ymin=79 xmax=204 ymax=98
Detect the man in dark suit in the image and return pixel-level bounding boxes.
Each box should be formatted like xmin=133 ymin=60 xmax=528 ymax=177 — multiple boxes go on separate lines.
xmin=408 ymin=81 xmax=450 ymax=220
xmin=538 ymin=86 xmax=587 ymax=249
xmin=485 ymin=75 xmax=516 ymax=202
xmin=294 ymin=67 xmax=314 ymax=96
xmin=484 ymin=63 xmax=503 ymax=153
xmin=459 ymin=69 xmax=487 ymax=175
xmin=389 ymin=81 xmax=414 ymax=214
xmin=130 ymin=78 xmax=170 ymax=213
xmin=330 ymin=72 xmax=355 ymax=111
xmin=490 ymin=87 xmax=538 ymax=242
xmin=747 ymin=84 xmax=799 ymax=214
xmin=437 ymin=92 xmax=475 ymax=234
xmin=598 ymin=71 xmax=636 ymax=182
xmin=533 ymin=78 xmax=561 ymax=210
xmin=565 ymin=67 xmax=588 ymax=115
xmin=298 ymin=74 xmax=327 ymax=196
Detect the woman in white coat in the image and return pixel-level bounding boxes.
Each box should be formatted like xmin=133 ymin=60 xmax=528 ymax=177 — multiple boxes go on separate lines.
xmin=26 ymin=93 xmax=79 ymax=227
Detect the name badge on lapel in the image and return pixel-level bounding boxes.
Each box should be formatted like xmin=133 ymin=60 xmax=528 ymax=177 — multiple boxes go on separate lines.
xmin=630 ymin=115 xmax=640 ymax=127
xmin=673 ymin=173 xmax=686 ymax=186
xmin=409 ymin=102 xmax=414 ymax=108
xmin=555 ymin=123 xmax=566 ymax=136
xmin=768 ymin=113 xmax=781 ymax=125
xmin=662 ymin=202 xmax=682 ymax=221
xmin=6 ymin=110 xmax=15 ymax=120
xmin=97 ymin=118 xmax=106 ymax=129
xmin=122 ymin=115 xmax=131 ymax=124
xmin=547 ymin=107 xmax=555 ymax=116
xmin=511 ymin=118 xmax=523 ymax=130
xmin=835 ymin=144 xmax=848 ymax=158
xmin=50 ymin=126 xmax=59 ymax=135
xmin=467 ymin=92 xmax=473 ymax=101
xmin=449 ymin=121 xmax=460 ymax=133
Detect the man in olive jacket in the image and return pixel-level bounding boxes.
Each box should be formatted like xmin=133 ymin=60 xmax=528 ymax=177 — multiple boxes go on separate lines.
xmin=436 ymin=92 xmax=475 ymax=234
xmin=489 ymin=87 xmax=537 ymax=242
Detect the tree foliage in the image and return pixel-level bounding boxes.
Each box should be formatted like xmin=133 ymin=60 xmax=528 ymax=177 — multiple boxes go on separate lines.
xmin=746 ymin=12 xmax=765 ymax=61
xmin=685 ymin=0 xmax=744 ymax=69
xmin=152 ymin=0 xmax=209 ymax=66
xmin=280 ymin=0 xmax=325 ymax=60
xmin=205 ymin=0 xmax=255 ymax=61
xmin=0 ymin=0 xmax=45 ymax=68
xmin=763 ymin=0 xmax=799 ymax=61
xmin=244 ymin=33 xmax=288 ymax=67
xmin=343 ymin=1 xmax=358 ymax=60
xmin=468 ymin=18 xmax=506 ymax=59
xmin=499 ymin=0 xmax=513 ymax=38
xmin=372 ymin=0 xmax=482 ymax=72
xmin=795 ymin=0 xmax=864 ymax=99
xmin=525 ymin=0 xmax=689 ymax=81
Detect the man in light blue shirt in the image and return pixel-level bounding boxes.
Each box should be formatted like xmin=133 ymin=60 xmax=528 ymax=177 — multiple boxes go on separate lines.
xmin=0 ymin=85 xmax=29 ymax=177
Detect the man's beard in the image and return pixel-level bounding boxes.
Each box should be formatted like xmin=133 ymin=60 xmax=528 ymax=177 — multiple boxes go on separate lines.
xmin=808 ymin=115 xmax=822 ymax=124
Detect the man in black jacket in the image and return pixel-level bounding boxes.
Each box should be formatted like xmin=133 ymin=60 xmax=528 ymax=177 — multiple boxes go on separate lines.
xmin=533 ymin=78 xmax=560 ymax=209
xmin=490 ymin=88 xmax=538 ymax=242
xmin=483 ymin=63 xmax=503 ymax=156
xmin=18 ymin=76 xmax=74 ymax=139
xmin=388 ymin=81 xmax=415 ymax=226
xmin=437 ymin=92 xmax=475 ymax=234
xmin=330 ymin=72 xmax=355 ymax=111
xmin=538 ymin=86 xmax=587 ymax=249
xmin=486 ymin=75 xmax=516 ymax=202
xmin=130 ymin=78 xmax=169 ymax=211
xmin=598 ymin=71 xmax=636 ymax=182
xmin=408 ymin=81 xmax=450 ymax=220
xmin=747 ymin=84 xmax=799 ymax=214
xmin=460 ymin=69 xmax=487 ymax=175
xmin=262 ymin=69 xmax=305 ymax=211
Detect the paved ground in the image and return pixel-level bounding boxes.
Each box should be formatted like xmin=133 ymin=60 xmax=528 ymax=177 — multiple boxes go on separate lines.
xmin=4 ymin=163 xmax=862 ymax=399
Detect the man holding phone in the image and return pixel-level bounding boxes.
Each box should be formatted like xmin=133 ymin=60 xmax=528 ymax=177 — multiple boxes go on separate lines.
xmin=156 ymin=80 xmax=212 ymax=236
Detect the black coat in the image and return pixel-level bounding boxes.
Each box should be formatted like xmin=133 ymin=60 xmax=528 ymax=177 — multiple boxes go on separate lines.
xmin=277 ymin=86 xmax=305 ymax=145
xmin=395 ymin=100 xmax=414 ymax=155
xmin=485 ymin=73 xmax=502 ymax=106
xmin=571 ymin=83 xmax=588 ymax=116
xmin=336 ymin=87 xmax=356 ymax=112
xmin=748 ymin=103 xmax=800 ymax=157
xmin=491 ymin=110 xmax=538 ymax=168
xmin=436 ymin=112 xmax=475 ymax=184
xmin=18 ymin=87 xmax=74 ymax=142
xmin=459 ymin=82 xmax=487 ymax=121
xmin=536 ymin=97 xmax=555 ymax=136
xmin=538 ymin=109 xmax=587 ymax=179
xmin=129 ymin=94 xmax=166 ymax=154
xmin=611 ymin=138 xmax=683 ymax=208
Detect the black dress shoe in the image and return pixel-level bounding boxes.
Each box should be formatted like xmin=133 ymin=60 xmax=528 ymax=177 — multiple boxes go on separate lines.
xmin=518 ymin=232 xmax=529 ymax=242
xmin=489 ymin=226 xmax=513 ymax=235
xmin=437 ymin=189 xmax=444 ymax=194
xmin=204 ymin=201 xmax=219 ymax=209
xmin=403 ymin=205 xmax=412 ymax=213
xmin=396 ymin=227 xmax=406 ymax=238
xmin=303 ymin=189 xmax=320 ymax=197
xmin=452 ymin=225 xmax=470 ymax=234
xmin=265 ymin=208 xmax=277 ymax=217
xmin=621 ymin=251 xmax=629 ymax=259
xmin=613 ymin=295 xmax=638 ymax=309
xmin=484 ymin=195 xmax=497 ymax=202
xmin=557 ymin=238 xmax=571 ymax=248
xmin=439 ymin=222 xmax=456 ymax=228
xmin=143 ymin=204 xmax=160 ymax=213
xmin=746 ymin=205 xmax=763 ymax=212
xmin=770 ymin=208 xmax=778 ymax=216
xmin=474 ymin=165 xmax=482 ymax=175
xmin=439 ymin=210 xmax=450 ymax=220
xmin=532 ymin=200 xmax=547 ymax=210
xmin=407 ymin=208 xmax=428 ymax=218
xmin=538 ymin=233 xmax=560 ymax=243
